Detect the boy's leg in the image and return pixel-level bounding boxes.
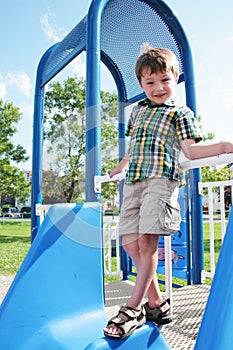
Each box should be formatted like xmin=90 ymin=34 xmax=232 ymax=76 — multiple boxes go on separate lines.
xmin=124 ymin=234 xmax=171 ymax=324
xmin=103 ymin=233 xmax=162 ymax=336
xmin=103 ymin=233 xmax=140 ymax=337
xmin=123 ymin=233 xmax=163 ymax=309
xmin=122 ymin=234 xmax=163 ymax=307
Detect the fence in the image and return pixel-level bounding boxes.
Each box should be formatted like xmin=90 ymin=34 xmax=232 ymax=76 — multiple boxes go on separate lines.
xmin=199 ymin=179 xmax=233 ymax=282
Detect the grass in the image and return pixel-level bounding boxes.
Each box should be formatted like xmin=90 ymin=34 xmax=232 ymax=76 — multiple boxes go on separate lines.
xmin=203 ymin=222 xmax=222 ymax=267
xmin=0 ymin=220 xmax=31 ymax=274
xmin=203 ymin=221 xmax=223 ymax=286
xmin=0 ymin=219 xmax=224 ymax=288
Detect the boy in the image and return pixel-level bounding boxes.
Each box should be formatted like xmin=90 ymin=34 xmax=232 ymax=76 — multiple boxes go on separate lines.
xmin=103 ymin=44 xmax=233 ymax=339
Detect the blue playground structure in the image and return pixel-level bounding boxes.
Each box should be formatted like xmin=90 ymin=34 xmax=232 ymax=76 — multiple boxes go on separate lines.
xmin=31 ymin=0 xmax=203 ymax=284
xmin=0 ymin=0 xmax=233 ymax=349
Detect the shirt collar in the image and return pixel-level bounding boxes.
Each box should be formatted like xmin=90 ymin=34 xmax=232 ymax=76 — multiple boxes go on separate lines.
xmin=138 ymin=98 xmax=175 ymax=108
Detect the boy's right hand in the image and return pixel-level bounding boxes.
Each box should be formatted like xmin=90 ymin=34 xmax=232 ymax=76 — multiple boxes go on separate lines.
xmin=109 ymin=171 xmax=126 ymax=182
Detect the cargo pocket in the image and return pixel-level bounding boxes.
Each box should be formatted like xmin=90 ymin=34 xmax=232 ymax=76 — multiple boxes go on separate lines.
xmin=159 ymin=200 xmax=181 ymax=233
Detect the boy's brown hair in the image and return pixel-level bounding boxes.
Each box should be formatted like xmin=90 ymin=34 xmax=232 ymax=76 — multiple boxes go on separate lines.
xmin=135 ymin=44 xmax=179 ymax=83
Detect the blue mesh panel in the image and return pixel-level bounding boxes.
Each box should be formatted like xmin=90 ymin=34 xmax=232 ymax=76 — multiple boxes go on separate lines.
xmin=100 ymin=0 xmax=183 ymax=101
xmin=41 ymin=16 xmax=87 ymax=86
xmin=40 ymin=0 xmax=183 ymax=101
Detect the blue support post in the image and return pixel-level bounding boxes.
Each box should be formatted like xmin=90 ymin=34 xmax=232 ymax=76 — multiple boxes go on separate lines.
xmin=31 ymin=45 xmax=58 ymax=241
xmin=118 ymin=99 xmax=128 ymax=279
xmin=31 ymin=86 xmax=44 ymax=241
xmin=181 ymin=39 xmax=204 ymax=284
xmin=85 ymin=0 xmax=109 ymax=202
xmin=190 ymin=169 xmax=204 ymax=283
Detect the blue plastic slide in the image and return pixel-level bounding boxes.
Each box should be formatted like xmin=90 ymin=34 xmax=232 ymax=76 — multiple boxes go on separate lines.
xmin=0 ymin=203 xmax=170 ymax=349
xmin=195 ymin=206 xmax=233 ymax=349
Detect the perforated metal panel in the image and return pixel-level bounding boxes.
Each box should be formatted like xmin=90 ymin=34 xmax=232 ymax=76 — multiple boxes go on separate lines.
xmin=40 ymin=0 xmax=184 ymax=102
xmin=101 ymin=0 xmax=183 ymax=101
xmin=41 ymin=16 xmax=87 ymax=86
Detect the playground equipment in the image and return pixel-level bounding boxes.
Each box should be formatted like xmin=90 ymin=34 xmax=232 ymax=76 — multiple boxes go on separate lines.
xmin=31 ymin=0 xmax=204 ymax=286
xmin=1 ymin=0 xmax=233 ymax=349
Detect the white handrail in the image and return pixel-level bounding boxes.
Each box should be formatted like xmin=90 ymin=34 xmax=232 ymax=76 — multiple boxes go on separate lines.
xmin=35 ymin=204 xmax=51 ymax=225
xmin=181 ymin=153 xmax=233 ymax=171
xmin=94 ymin=154 xmax=233 ymax=191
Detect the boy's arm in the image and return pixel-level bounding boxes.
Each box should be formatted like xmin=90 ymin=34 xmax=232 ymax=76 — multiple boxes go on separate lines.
xmin=109 ymin=153 xmax=129 ymax=178
xmin=180 ymin=139 xmax=233 ymax=160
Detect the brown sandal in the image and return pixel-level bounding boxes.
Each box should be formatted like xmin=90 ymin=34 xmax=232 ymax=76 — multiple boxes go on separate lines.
xmin=104 ymin=305 xmax=146 ymax=339
xmin=144 ymin=299 xmax=172 ymax=324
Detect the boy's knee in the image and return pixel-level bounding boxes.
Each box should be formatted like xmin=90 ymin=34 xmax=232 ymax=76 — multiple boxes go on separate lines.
xmin=138 ymin=234 xmax=158 ymax=254
xmin=122 ymin=236 xmax=139 ymax=258
xmin=123 ymin=243 xmax=139 ymax=259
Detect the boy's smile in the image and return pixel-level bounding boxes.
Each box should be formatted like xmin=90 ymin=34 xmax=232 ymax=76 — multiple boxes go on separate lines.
xmin=139 ymin=69 xmax=178 ymax=105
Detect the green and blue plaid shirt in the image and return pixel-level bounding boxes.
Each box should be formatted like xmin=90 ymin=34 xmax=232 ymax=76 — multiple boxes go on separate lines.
xmin=125 ymin=98 xmax=202 ymax=183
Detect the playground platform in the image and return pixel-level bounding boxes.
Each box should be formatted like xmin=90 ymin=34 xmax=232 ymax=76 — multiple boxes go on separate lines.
xmin=105 ymin=281 xmax=210 ymax=350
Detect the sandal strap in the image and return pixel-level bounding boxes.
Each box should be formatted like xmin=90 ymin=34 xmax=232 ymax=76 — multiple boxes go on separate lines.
xmin=158 ymin=299 xmax=170 ymax=314
xmin=119 ymin=306 xmax=143 ymax=319
xmin=106 ymin=306 xmax=146 ymax=337
xmin=108 ymin=306 xmax=144 ymax=325
xmin=144 ymin=299 xmax=170 ymax=318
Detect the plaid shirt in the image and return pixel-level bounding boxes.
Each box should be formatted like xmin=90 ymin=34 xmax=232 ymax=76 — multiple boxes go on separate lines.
xmin=125 ymin=98 xmax=202 ymax=183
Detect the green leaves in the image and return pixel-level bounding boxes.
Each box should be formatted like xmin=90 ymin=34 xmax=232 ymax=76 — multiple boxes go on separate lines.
xmin=43 ymin=76 xmax=119 ymax=203
xmin=198 ymin=115 xmax=232 ymax=183
xmin=201 ymin=165 xmax=231 ymax=183
xmin=0 ymin=100 xmax=30 ymax=203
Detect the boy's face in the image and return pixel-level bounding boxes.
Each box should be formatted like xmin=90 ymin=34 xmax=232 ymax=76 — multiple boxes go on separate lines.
xmin=139 ymin=68 xmax=178 ymax=105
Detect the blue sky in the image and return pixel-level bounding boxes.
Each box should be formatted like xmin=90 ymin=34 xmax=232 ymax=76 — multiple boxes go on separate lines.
xmin=1 ymin=1 xmax=233 ymax=170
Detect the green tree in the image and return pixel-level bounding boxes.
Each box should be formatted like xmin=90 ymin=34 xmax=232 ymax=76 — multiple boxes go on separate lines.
xmin=44 ymin=77 xmax=118 ymax=203
xmin=100 ymin=91 xmax=118 ymax=161
xmin=201 ymin=165 xmax=231 ymax=185
xmin=197 ymin=115 xmax=215 ymax=142
xmin=44 ymin=77 xmax=86 ymax=202
xmin=0 ymin=100 xmax=30 ymax=204
xmin=101 ymin=158 xmax=119 ymax=211
xmin=197 ymin=115 xmax=232 ymax=183
xmin=42 ymin=170 xmax=67 ymax=204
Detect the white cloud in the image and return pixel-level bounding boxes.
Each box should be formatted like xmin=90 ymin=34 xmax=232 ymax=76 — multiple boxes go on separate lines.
xmin=39 ymin=8 xmax=89 ymax=82
xmin=209 ymin=75 xmax=233 ymax=112
xmin=40 ymin=7 xmax=67 ymax=43
xmin=19 ymin=101 xmax=34 ymax=120
xmin=0 ymin=74 xmax=7 ymax=100
xmin=40 ymin=8 xmax=88 ymax=80
xmin=70 ymin=55 xmax=86 ymax=78
xmin=220 ymin=88 xmax=233 ymax=111
xmin=6 ymin=71 xmax=32 ymax=98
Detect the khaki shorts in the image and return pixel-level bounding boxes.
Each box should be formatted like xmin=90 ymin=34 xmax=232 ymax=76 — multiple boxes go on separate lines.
xmin=119 ymin=177 xmax=181 ymax=236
